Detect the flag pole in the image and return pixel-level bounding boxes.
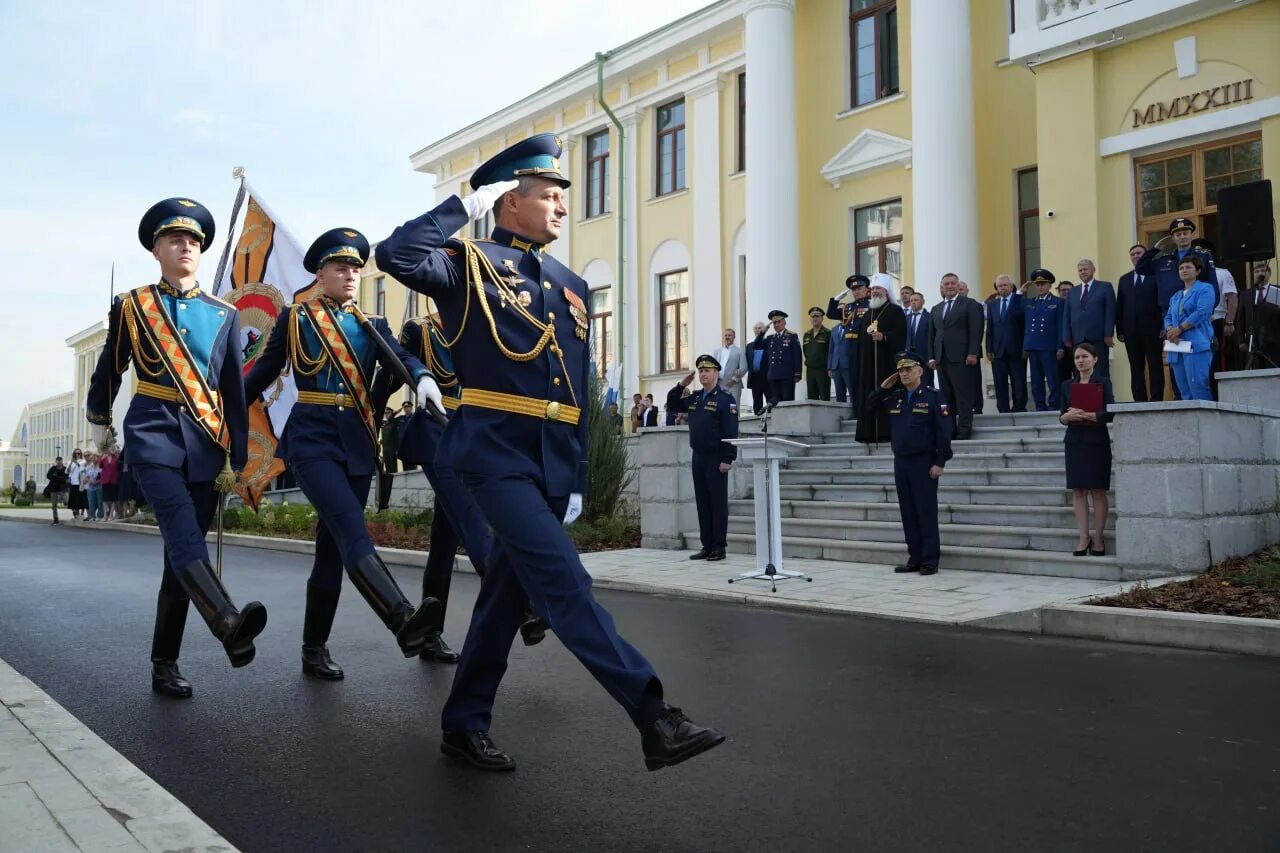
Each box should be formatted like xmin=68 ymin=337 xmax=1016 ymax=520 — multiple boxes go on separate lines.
xmin=212 ymin=167 xmax=247 ymax=297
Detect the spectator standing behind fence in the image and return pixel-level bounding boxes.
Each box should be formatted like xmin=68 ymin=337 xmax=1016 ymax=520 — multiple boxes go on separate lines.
xmin=1061 ymin=260 xmax=1116 ymax=379
xmin=1116 ymin=244 xmax=1165 ymax=402
xmin=985 ymin=274 xmax=1027 ymax=413
xmin=1164 ymin=254 xmax=1216 ymax=401
xmin=803 ymin=308 xmax=831 ymax=401
xmin=66 ymin=449 xmax=85 ymax=520
xmin=1059 ymin=343 xmax=1114 ymax=557
xmin=83 ymin=453 xmax=102 ymax=521
xmin=45 ymin=457 xmax=69 ymax=525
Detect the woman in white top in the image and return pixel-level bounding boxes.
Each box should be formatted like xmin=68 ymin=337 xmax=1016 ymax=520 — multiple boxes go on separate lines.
xmin=66 ymin=449 xmax=86 ymax=520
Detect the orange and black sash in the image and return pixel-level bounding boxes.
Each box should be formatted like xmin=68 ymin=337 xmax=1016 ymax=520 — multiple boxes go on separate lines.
xmin=127 ymin=286 xmax=230 ymax=453
xmin=302 ymin=299 xmax=378 ymax=446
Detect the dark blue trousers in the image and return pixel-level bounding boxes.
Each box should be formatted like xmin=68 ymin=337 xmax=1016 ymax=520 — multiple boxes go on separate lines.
xmin=831 ymin=366 xmax=856 ymax=405
xmin=991 ymin=354 xmax=1028 ymax=413
xmin=132 ymin=463 xmax=217 ymax=586
xmin=1027 ymin=350 xmax=1059 ymax=411
xmin=767 ymin=378 xmax=796 ymax=405
xmin=291 ymin=457 xmax=374 ymax=591
xmin=893 ymin=454 xmax=940 ymax=568
xmin=422 ymin=456 xmax=491 ymax=624
xmin=441 ymin=473 xmax=662 ymax=733
xmin=690 ymin=452 xmax=728 ymax=550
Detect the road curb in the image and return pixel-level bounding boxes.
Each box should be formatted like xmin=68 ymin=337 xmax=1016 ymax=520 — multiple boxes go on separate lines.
xmin=1040 ymin=603 xmax=1280 ymax=657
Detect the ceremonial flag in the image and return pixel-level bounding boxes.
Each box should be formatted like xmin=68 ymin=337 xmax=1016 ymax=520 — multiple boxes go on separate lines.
xmin=213 ymin=176 xmax=314 ymax=510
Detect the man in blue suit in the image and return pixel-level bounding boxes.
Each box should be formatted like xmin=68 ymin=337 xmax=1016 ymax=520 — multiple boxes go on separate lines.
xmin=377 ymin=133 xmax=723 ymax=773
xmin=903 ymin=292 xmax=933 ymax=387
xmin=985 ymin=274 xmax=1027 ymax=412
xmin=1061 ymin=259 xmax=1116 ymax=379
xmin=1116 ymin=243 xmax=1165 ymax=402
xmin=1021 ymin=269 xmax=1065 ymax=411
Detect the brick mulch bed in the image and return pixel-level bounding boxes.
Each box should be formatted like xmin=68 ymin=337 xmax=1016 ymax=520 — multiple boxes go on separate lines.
xmin=1092 ymin=545 xmax=1280 ymax=620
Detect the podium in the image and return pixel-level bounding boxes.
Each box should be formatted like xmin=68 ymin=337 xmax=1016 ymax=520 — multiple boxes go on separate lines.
xmin=724 ymin=436 xmax=812 ymax=591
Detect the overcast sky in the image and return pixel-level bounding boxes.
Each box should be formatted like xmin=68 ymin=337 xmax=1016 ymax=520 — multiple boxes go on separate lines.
xmin=0 ymin=0 xmax=710 ymax=437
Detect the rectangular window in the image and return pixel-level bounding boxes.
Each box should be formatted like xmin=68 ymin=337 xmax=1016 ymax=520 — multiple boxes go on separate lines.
xmin=375 ymin=275 xmax=386 ymax=316
xmin=585 ymin=130 xmax=610 ymax=218
xmin=471 ymin=210 xmax=493 ymax=240
xmin=589 ymin=285 xmax=612 ymax=378
xmin=853 ymin=199 xmax=903 ymax=289
xmin=850 ymin=1 xmax=899 ymax=108
xmin=736 ymin=72 xmax=746 ymax=173
xmin=1017 ymin=167 xmax=1040 ymax=285
xmin=656 ymin=99 xmax=687 ymax=196
xmin=658 ymin=270 xmax=689 ymax=372
xmin=406 ymin=291 xmax=419 ymax=319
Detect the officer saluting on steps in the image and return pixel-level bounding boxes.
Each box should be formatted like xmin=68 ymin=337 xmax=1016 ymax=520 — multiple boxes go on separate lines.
xmin=667 ymin=354 xmax=739 ymax=562
xmin=865 ymin=350 xmax=953 ymax=576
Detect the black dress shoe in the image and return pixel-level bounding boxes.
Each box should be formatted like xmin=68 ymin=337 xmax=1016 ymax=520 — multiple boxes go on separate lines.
xmin=419 ymin=631 xmax=460 ymax=663
xmin=705 ymin=549 xmax=726 ymax=562
xmin=151 ymin=660 xmax=192 ymax=699
xmin=1072 ymin=548 xmax=1088 ymax=557
xmin=918 ymin=565 xmax=938 ymax=576
xmin=688 ymin=549 xmax=711 ymax=560
xmin=893 ymin=563 xmax=919 ymax=573
xmin=641 ymin=704 xmax=726 ymax=772
xmin=301 ymin=644 xmax=344 ymax=680
xmin=441 ymin=730 xmax=516 ymax=772
xmin=1089 ymin=543 xmax=1106 ymax=557
xmin=519 ymin=616 xmax=547 ymax=647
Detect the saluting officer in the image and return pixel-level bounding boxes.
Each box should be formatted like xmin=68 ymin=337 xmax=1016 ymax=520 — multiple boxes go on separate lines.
xmin=802 ymin=308 xmax=831 ymax=401
xmin=1021 ymin=268 xmax=1065 ymax=411
xmin=866 ymin=351 xmax=953 ymax=576
xmin=243 ymin=228 xmax=442 ymax=681
xmin=763 ymin=309 xmax=802 ymax=406
xmin=377 ymin=133 xmax=723 ymax=772
xmin=87 ymin=198 xmax=266 ymax=699
xmin=667 ymin=355 xmax=739 ymax=562
xmin=1136 ymin=217 xmax=1218 ymax=313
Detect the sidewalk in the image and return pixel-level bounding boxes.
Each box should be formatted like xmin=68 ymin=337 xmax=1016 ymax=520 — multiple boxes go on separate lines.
xmin=0 ymin=658 xmax=235 ymax=853
xmin=0 ymin=509 xmax=1169 ymax=629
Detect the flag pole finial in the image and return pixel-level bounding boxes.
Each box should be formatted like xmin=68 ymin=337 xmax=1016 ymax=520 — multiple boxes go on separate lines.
xmin=232 ymin=166 xmax=245 ymax=180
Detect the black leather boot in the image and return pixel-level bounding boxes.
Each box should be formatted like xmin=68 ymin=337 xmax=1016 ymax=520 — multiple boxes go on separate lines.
xmin=150 ymin=591 xmax=192 ymax=698
xmin=176 ymin=560 xmax=268 ymax=668
xmin=641 ymin=703 xmax=726 ymax=771
xmin=348 ymin=553 xmax=440 ymax=657
xmin=302 ymin=583 xmax=344 ymax=680
xmin=419 ymin=630 xmax=460 ymax=663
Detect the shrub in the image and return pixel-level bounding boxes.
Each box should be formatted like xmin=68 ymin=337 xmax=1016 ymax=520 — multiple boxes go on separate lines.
xmin=584 ymin=373 xmax=634 ymax=524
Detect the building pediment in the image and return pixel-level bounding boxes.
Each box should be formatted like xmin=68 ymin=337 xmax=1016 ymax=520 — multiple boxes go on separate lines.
xmin=820 ymin=129 xmax=912 ymax=189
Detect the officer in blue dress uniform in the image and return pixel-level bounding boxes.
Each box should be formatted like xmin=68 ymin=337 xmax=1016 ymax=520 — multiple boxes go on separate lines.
xmin=763 ymin=310 xmax=802 ymax=406
xmin=826 ymin=275 xmax=869 ymax=412
xmin=666 ymin=355 xmax=739 ymax=562
xmin=1021 ymin=268 xmax=1066 ymax=411
xmin=243 ymin=228 xmax=442 ymax=681
xmin=1136 ymin=217 xmax=1218 ymax=313
xmin=865 ymin=351 xmax=953 ymax=575
xmin=87 ymin=198 xmax=266 ymax=699
xmin=377 ymin=132 xmax=724 ymax=772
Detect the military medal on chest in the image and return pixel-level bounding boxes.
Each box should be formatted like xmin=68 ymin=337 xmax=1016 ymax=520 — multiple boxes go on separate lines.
xmin=561 ymin=287 xmax=590 ymax=341
xmin=499 ymin=259 xmax=531 ymax=308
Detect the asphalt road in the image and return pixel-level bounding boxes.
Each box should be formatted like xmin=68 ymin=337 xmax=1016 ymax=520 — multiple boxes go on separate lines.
xmin=1 ymin=520 xmax=1277 ymax=852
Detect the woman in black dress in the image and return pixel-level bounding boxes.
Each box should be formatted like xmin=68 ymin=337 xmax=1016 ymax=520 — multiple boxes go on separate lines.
xmin=1059 ymin=343 xmax=1114 ymax=556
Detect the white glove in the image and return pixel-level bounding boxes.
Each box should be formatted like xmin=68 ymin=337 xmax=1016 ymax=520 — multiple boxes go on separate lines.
xmin=461 ymin=180 xmax=519 ymax=222
xmin=563 ymin=493 xmax=583 ymax=526
xmin=415 ymin=375 xmax=443 ymax=413
xmin=90 ymin=423 xmax=109 ymax=451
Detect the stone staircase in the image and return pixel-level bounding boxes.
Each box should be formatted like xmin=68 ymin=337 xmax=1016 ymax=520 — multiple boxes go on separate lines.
xmin=682 ymin=411 xmax=1162 ymax=582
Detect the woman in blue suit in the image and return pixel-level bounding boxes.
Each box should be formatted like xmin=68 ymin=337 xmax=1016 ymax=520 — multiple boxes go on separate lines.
xmin=1164 ymin=255 xmax=1216 ymax=401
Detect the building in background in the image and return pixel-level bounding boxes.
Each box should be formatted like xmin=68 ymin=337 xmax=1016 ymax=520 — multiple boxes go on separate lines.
xmin=66 ymin=320 xmax=135 ymax=451
xmin=396 ymin=0 xmax=1278 ymax=405
xmin=23 ymin=392 xmax=75 ymax=487
xmin=1 ymin=410 xmax=30 ymax=493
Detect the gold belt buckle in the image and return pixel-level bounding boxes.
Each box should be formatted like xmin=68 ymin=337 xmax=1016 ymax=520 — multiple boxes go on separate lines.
xmin=336 ymin=393 xmax=348 ymax=410
xmin=545 ymin=401 xmax=562 ymax=421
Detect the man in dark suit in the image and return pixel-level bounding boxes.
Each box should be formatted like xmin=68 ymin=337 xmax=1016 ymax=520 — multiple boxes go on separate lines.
xmin=904 ymin=292 xmax=933 ymax=387
xmin=985 ymin=274 xmax=1027 ymax=413
xmin=743 ymin=321 xmax=769 ymax=415
xmin=640 ymin=398 xmax=659 ymax=428
xmin=928 ymin=273 xmax=984 ymax=440
xmin=1061 ymin=259 xmax=1116 ymax=379
xmin=1116 ymin=243 xmax=1164 ymax=402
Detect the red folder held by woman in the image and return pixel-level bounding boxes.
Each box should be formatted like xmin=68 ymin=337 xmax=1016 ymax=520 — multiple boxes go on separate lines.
xmin=1068 ymin=382 xmax=1103 ymax=416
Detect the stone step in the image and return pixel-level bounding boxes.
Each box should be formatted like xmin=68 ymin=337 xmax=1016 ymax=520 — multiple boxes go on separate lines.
xmin=818 ymin=422 xmax=1067 ymax=442
xmin=729 ymin=499 xmax=1112 ymax=530
xmin=724 ymin=515 xmax=1113 ymax=552
xmin=780 ymin=467 xmax=1068 ymax=487
xmin=786 ymin=452 xmax=1065 ymax=471
xmin=838 ymin=411 xmax=1062 ymax=429
xmin=805 ymin=437 xmax=1065 ymax=457
xmin=777 ymin=483 xmax=1093 ymax=507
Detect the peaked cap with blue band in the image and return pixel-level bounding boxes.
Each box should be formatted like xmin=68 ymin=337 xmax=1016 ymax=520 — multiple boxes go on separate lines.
xmin=138 ymin=197 xmax=216 ymax=251
xmin=304 ymin=227 xmax=370 ymax=273
xmin=469 ymin=132 xmax=571 ymax=190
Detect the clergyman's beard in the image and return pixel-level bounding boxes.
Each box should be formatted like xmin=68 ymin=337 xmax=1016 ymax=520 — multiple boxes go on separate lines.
xmin=869 ymin=295 xmax=887 ymax=309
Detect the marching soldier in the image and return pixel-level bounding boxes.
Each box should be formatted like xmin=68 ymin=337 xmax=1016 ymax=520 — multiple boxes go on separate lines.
xmin=667 ymin=355 xmax=739 ymax=562
xmin=87 ymin=198 xmax=266 ymax=699
xmin=243 ymin=228 xmax=442 ymax=681
xmin=802 ymin=308 xmax=831 ymax=401
xmin=1021 ymin=268 xmax=1065 ymax=411
xmin=377 ymin=132 xmax=724 ymax=772
xmin=764 ymin=309 xmax=802 ymax=406
xmin=866 ymin=351 xmax=953 ymax=576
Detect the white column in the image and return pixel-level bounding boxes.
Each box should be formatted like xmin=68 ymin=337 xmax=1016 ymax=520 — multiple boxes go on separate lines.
xmin=744 ymin=0 xmax=800 ymax=326
xmin=619 ymin=110 xmax=643 ymax=399
xmin=910 ymin=0 xmax=979 ymax=307
xmin=689 ymin=77 xmax=725 ymax=362
xmin=549 ymin=137 xmax=574 ymax=268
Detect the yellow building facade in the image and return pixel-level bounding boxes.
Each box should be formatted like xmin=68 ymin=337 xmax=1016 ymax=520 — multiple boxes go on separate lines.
xmin=23 ymin=392 xmax=75 ymax=485
xmin=392 ymin=0 xmax=1279 ymax=404
xmin=66 ymin=321 xmax=135 ymax=451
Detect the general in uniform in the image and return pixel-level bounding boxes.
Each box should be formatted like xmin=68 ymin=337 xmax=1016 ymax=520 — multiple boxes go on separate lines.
xmin=865 ymin=351 xmax=953 ymax=576
xmin=763 ymin=309 xmax=802 ymax=406
xmin=802 ymin=308 xmax=831 ymax=401
xmin=1021 ymin=268 xmax=1065 ymax=411
xmin=376 ymin=133 xmax=723 ymax=772
xmin=87 ymin=198 xmax=266 ymax=699
xmin=666 ymin=355 xmax=739 ymax=562
xmin=243 ymin=228 xmax=441 ymax=680
xmin=826 ymin=275 xmax=870 ymax=413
